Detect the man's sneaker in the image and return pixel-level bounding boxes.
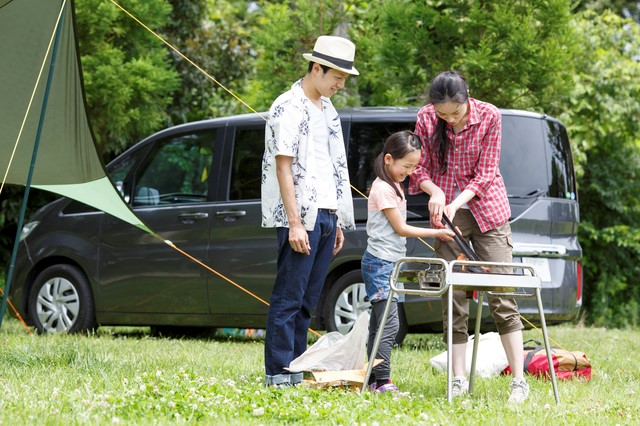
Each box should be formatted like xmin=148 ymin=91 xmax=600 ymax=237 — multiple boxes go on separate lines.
xmin=451 ymin=377 xmax=469 ymax=398
xmin=290 ymin=372 xmax=303 ymax=385
xmin=376 ymin=382 xmax=400 ymax=394
xmin=508 ymin=378 xmax=530 ymax=403
xmin=264 ymin=373 xmax=296 ymax=388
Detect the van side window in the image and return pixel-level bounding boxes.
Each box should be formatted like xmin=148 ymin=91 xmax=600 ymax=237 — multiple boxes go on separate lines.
xmin=348 ymin=122 xmax=416 ymax=196
xmin=230 ymin=126 xmax=263 ymax=200
xmin=545 ymin=120 xmax=577 ymax=200
xmin=500 ymin=116 xmax=549 ymax=198
xmin=348 ymin=121 xmax=429 ymax=219
xmin=133 ymin=131 xmax=214 ymax=206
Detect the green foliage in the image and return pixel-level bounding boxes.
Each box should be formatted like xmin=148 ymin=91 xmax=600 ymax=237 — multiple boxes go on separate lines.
xmin=75 ymin=0 xmax=180 ymax=159
xmin=246 ymin=0 xmax=363 ymax=110
xmin=560 ymin=11 xmax=640 ymax=327
xmin=0 ymin=188 xmax=57 ymax=272
xmin=574 ymin=0 xmax=640 ymax=22
xmin=354 ymin=0 xmax=577 ymax=111
xmin=581 ymin=224 xmax=640 ymax=327
xmin=0 ymin=187 xmax=22 ymax=268
xmin=163 ymin=0 xmax=255 ymax=123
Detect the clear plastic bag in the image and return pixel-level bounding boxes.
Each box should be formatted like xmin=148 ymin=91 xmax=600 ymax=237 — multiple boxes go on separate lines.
xmin=429 ymin=332 xmax=509 ymax=378
xmin=287 ymin=312 xmax=369 ymax=372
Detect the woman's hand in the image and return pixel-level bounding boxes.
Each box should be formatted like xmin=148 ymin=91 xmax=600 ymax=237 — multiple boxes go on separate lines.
xmin=443 ymin=204 xmax=458 ymax=224
xmin=428 ymin=189 xmax=447 ymax=228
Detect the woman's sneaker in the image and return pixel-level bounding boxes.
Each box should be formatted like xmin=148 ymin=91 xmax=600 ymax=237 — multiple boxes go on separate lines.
xmin=508 ymin=378 xmax=530 ymax=403
xmin=451 ymin=377 xmax=469 ymax=397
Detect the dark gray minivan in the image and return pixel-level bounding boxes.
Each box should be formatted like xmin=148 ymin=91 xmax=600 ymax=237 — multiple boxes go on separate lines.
xmin=9 ymin=107 xmax=583 ymax=340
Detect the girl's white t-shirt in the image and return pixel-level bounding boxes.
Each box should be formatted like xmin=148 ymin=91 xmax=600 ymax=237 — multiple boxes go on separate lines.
xmin=366 ymin=177 xmax=407 ymax=262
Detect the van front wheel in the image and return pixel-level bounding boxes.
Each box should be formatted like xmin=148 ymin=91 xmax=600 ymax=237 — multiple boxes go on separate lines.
xmin=28 ymin=264 xmax=96 ymax=334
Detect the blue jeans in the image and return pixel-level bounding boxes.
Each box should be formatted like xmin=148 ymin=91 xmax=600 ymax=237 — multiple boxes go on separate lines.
xmin=264 ymin=209 xmax=337 ymax=382
xmin=361 ymin=250 xmax=404 ymax=303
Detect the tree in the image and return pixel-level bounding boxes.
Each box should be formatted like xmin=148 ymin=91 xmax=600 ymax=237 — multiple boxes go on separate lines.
xmin=245 ymin=0 xmax=363 ymax=111
xmin=163 ymin=0 xmax=255 ymax=123
xmin=559 ymin=11 xmax=640 ymax=327
xmin=352 ymin=0 xmax=578 ymax=112
xmin=74 ymin=0 xmax=180 ymax=160
xmin=574 ymin=0 xmax=640 ymax=22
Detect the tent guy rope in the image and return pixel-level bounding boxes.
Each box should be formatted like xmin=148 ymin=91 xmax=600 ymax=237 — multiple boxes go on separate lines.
xmin=0 ymin=288 xmax=31 ymax=333
xmin=108 ymin=0 xmax=266 ymax=122
xmin=161 ymin=238 xmax=322 ymax=338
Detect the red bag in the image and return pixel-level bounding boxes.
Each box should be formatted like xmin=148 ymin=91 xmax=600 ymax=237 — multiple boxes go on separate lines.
xmin=503 ymin=340 xmax=592 ymax=381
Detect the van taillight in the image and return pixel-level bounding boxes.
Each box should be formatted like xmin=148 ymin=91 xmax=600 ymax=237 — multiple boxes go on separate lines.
xmin=576 ymin=262 xmax=583 ymax=304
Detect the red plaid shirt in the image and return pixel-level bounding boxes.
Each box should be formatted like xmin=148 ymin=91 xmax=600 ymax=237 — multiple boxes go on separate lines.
xmin=409 ymin=98 xmax=510 ymax=233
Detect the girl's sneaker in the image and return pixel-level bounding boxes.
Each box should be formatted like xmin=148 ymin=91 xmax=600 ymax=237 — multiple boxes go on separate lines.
xmin=376 ymin=382 xmax=400 ymax=394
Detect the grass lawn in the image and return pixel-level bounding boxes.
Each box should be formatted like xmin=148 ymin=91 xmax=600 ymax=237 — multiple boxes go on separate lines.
xmin=0 ymin=318 xmax=638 ymax=425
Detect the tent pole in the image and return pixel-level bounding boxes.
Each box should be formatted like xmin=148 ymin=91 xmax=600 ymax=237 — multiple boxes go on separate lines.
xmin=0 ymin=7 xmax=66 ymax=330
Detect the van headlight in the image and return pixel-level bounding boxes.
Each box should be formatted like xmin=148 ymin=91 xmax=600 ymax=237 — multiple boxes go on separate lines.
xmin=20 ymin=221 xmax=40 ymax=241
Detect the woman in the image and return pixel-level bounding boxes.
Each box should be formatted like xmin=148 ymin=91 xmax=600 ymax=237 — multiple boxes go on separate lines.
xmin=409 ymin=70 xmax=529 ymax=403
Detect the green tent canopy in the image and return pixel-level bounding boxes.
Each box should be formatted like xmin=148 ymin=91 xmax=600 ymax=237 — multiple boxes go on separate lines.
xmin=0 ymin=0 xmax=151 ymax=234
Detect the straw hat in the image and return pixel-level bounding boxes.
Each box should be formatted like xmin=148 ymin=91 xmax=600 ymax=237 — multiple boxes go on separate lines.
xmin=303 ymin=36 xmax=359 ymax=75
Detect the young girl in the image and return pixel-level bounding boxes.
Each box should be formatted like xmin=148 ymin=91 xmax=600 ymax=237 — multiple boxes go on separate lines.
xmin=362 ymin=130 xmax=454 ymax=393
xmin=409 ymin=70 xmax=529 ymax=403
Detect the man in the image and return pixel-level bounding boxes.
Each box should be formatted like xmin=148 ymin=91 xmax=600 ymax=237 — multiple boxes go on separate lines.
xmin=261 ymin=35 xmax=358 ymax=387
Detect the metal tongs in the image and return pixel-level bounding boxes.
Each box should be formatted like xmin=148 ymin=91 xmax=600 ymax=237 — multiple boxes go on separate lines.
xmin=441 ymin=213 xmax=487 ymax=274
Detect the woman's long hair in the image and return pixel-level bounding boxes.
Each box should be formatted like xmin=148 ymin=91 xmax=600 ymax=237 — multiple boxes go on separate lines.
xmin=428 ymin=70 xmax=469 ymax=174
xmin=374 ymin=130 xmax=421 ymax=200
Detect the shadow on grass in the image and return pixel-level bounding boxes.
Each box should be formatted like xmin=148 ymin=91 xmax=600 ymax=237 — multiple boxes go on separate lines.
xmin=99 ymin=325 xmax=266 ymax=343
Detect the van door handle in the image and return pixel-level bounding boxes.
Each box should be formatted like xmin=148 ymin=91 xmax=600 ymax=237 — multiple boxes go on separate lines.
xmin=216 ymin=210 xmax=246 ymax=217
xmin=178 ymin=212 xmax=209 ymax=223
xmin=216 ymin=210 xmax=246 ymax=222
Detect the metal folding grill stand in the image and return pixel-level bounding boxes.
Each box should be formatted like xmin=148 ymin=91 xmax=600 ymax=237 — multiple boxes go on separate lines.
xmin=362 ymin=257 xmax=449 ymax=393
xmin=362 ymin=257 xmax=560 ymax=404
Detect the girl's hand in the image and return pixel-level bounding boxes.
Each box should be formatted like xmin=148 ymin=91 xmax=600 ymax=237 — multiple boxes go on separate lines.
xmin=438 ymin=228 xmax=456 ymax=242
